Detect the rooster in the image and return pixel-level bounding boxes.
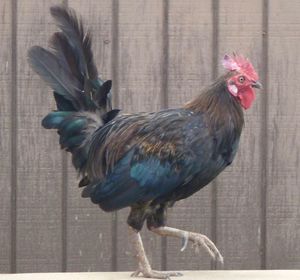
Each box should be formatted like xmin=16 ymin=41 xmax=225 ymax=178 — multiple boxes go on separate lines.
xmin=28 ymin=5 xmax=261 ymax=279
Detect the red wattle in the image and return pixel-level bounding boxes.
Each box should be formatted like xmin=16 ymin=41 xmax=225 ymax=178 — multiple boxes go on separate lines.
xmin=238 ymin=88 xmax=256 ymax=109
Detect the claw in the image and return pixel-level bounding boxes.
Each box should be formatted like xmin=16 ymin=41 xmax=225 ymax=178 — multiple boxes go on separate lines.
xmin=131 ymin=270 xmax=142 ymax=277
xmin=217 ymin=254 xmax=224 ymax=265
xmin=190 ymin=233 xmax=224 ymax=265
xmin=150 ymin=226 xmax=224 ymax=272
xmin=180 ymin=232 xmax=189 ymax=252
xmin=131 ymin=269 xmax=182 ymax=279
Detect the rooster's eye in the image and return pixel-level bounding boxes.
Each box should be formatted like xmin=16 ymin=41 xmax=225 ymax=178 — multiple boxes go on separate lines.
xmin=238 ymin=76 xmax=245 ymax=83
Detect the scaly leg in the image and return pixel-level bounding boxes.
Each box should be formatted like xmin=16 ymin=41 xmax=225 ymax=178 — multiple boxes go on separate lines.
xmin=128 ymin=226 xmax=182 ymax=279
xmin=150 ymin=226 xmax=224 ymax=265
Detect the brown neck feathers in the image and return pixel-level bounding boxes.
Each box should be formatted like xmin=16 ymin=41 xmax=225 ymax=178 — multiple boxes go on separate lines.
xmin=184 ymin=73 xmax=244 ymax=133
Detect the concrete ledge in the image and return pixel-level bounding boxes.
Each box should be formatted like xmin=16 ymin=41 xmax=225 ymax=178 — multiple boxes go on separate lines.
xmin=0 ymin=271 xmax=299 ymax=280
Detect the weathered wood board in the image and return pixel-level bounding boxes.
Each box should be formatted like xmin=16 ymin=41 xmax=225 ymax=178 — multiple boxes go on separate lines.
xmin=66 ymin=0 xmax=114 ymax=272
xmin=266 ymin=0 xmax=300 ymax=269
xmin=0 ymin=0 xmax=12 ymax=273
xmin=0 ymin=0 xmax=299 ymax=273
xmin=166 ymin=0 xmax=214 ymax=270
xmin=216 ymin=0 xmax=263 ymax=269
xmin=116 ymin=0 xmax=165 ymax=271
xmin=16 ymin=0 xmax=63 ymax=272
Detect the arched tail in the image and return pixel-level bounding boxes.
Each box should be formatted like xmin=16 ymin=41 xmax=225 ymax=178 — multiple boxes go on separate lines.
xmin=28 ymin=5 xmax=119 ymax=175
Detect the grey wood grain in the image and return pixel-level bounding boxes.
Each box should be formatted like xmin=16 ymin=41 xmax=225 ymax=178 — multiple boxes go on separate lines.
xmin=166 ymin=0 xmax=214 ymax=270
xmin=16 ymin=0 xmax=63 ymax=272
xmin=266 ymin=0 xmax=300 ymax=269
xmin=66 ymin=0 xmax=114 ymax=272
xmin=215 ymin=0 xmax=263 ymax=269
xmin=1 ymin=0 xmax=300 ymax=272
xmin=116 ymin=0 xmax=165 ymax=272
xmin=0 ymin=0 xmax=12 ymax=273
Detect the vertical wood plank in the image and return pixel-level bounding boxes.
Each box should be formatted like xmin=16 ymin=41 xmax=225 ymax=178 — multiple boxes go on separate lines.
xmin=0 ymin=0 xmax=12 ymax=273
xmin=166 ymin=0 xmax=214 ymax=270
xmin=16 ymin=0 xmax=63 ymax=272
xmin=116 ymin=0 xmax=165 ymax=271
xmin=216 ymin=0 xmax=263 ymax=269
xmin=66 ymin=0 xmax=114 ymax=272
xmin=2 ymin=0 xmax=298 ymax=273
xmin=266 ymin=0 xmax=300 ymax=268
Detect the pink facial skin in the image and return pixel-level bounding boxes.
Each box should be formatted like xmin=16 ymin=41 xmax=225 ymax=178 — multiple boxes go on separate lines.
xmin=222 ymin=54 xmax=261 ymax=110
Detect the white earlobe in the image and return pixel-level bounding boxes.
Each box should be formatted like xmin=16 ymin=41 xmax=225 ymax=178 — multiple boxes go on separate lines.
xmin=228 ymin=84 xmax=238 ymax=96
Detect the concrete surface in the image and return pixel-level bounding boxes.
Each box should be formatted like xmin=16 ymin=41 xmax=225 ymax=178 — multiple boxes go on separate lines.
xmin=0 ymin=271 xmax=299 ymax=280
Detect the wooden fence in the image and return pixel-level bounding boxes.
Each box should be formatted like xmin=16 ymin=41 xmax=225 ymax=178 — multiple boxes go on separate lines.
xmin=0 ymin=0 xmax=299 ymax=274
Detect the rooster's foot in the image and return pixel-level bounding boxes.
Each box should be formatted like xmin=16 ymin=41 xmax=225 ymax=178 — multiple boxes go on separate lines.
xmin=129 ymin=226 xmax=182 ymax=279
xmin=150 ymin=226 xmax=224 ymax=265
xmin=189 ymin=232 xmax=223 ymax=264
xmin=131 ymin=269 xmax=182 ymax=279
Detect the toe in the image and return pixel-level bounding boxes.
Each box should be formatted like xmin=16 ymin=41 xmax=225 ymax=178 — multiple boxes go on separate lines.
xmin=166 ymin=271 xmax=183 ymax=277
xmin=133 ymin=270 xmax=183 ymax=279
xmin=130 ymin=270 xmax=141 ymax=277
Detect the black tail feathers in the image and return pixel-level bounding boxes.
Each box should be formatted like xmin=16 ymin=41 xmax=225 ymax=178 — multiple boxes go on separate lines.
xmin=28 ymin=4 xmax=119 ymax=175
xmin=28 ymin=4 xmax=113 ymax=113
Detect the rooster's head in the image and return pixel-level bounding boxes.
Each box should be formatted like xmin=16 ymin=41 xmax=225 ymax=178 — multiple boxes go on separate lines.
xmin=222 ymin=54 xmax=261 ymax=110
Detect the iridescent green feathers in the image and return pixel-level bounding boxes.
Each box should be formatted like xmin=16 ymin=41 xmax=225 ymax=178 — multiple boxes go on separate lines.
xmin=28 ymin=5 xmax=119 ymax=173
xmin=28 ymin=5 xmax=245 ymax=220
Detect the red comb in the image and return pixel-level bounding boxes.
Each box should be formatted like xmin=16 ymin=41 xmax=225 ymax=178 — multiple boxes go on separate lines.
xmin=222 ymin=54 xmax=259 ymax=81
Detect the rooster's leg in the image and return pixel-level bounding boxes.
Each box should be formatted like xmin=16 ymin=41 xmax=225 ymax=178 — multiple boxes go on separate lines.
xmin=128 ymin=226 xmax=182 ymax=279
xmin=150 ymin=226 xmax=224 ymax=265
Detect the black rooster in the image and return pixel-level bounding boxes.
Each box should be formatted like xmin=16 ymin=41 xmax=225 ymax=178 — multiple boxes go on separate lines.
xmin=28 ymin=5 xmax=261 ymax=279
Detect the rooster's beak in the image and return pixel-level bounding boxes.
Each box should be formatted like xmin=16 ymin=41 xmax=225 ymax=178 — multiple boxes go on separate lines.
xmin=252 ymin=81 xmax=262 ymax=89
